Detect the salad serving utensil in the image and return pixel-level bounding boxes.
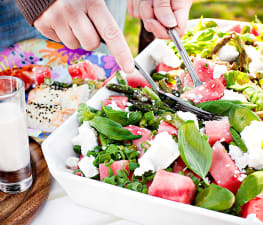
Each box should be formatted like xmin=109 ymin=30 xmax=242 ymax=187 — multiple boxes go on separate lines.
xmin=167 ymin=28 xmax=203 ymax=87
xmin=134 ymin=60 xmax=223 ymax=121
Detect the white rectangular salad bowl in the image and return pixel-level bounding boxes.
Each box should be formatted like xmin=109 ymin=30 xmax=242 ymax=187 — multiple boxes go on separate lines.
xmin=42 ymin=19 xmax=260 ymax=225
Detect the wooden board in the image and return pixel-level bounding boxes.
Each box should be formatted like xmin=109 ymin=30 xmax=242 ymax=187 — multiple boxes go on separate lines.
xmin=0 ymin=141 xmax=52 ymax=225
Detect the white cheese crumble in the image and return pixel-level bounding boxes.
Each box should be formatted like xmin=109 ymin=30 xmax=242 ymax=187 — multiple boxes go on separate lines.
xmin=72 ymin=121 xmax=98 ymax=156
xmin=78 ymin=156 xmax=99 ymax=178
xmin=150 ymin=44 xmax=181 ymax=68
xmin=177 ymin=111 xmax=199 ymax=129
xmin=213 ymin=64 xmax=228 ymax=79
xmin=241 ymin=121 xmax=263 ymax=170
xmin=245 ymin=45 xmax=263 ymax=74
xmin=221 ymin=89 xmax=248 ymax=102
xmin=246 ymin=214 xmax=262 ymax=223
xmin=108 ymin=101 xmax=123 ymax=111
xmin=162 ymin=55 xmax=181 ymax=68
xmin=217 ymin=44 xmax=239 ymax=62
xmin=229 ymin=145 xmax=248 ymax=171
xmin=65 ymin=156 xmax=79 ymax=170
xmin=134 ymin=132 xmax=180 ymax=176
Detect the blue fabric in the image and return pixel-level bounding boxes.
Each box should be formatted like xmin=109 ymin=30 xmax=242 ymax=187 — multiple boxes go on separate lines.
xmin=0 ymin=0 xmax=43 ymax=51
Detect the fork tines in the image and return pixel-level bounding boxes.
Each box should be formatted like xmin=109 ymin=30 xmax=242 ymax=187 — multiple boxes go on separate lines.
xmin=161 ymin=92 xmax=223 ymax=121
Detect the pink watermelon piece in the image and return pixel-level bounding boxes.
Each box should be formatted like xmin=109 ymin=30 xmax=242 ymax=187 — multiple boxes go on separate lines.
xmin=99 ymin=160 xmax=129 ymax=181
xmin=209 ymin=142 xmax=242 ymax=194
xmin=241 ymin=194 xmax=263 ymax=222
xmin=181 ymin=79 xmax=225 ymax=104
xmin=224 ymin=24 xmax=242 ymax=34
xmin=193 ymin=58 xmax=215 ymax=83
xmin=205 ymin=119 xmax=233 ymax=146
xmin=124 ymin=125 xmax=151 ymax=153
xmin=180 ymin=71 xmax=194 ymax=88
xmin=158 ymin=120 xmax=178 ymax=135
xmin=219 ymin=74 xmax=227 ymax=86
xmin=156 ymin=62 xmax=175 ymax=73
xmin=32 ymin=66 xmax=51 ymax=86
xmin=68 ymin=60 xmax=105 ymax=80
xmin=173 ymin=157 xmax=201 ymax=180
xmin=126 ymin=71 xmax=151 ymax=88
xmin=148 ymin=169 xmax=196 ymax=204
xmin=103 ymin=95 xmax=129 ymax=110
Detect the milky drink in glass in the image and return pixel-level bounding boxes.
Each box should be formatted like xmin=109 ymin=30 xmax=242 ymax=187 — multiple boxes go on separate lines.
xmin=0 ymin=76 xmax=32 ymax=194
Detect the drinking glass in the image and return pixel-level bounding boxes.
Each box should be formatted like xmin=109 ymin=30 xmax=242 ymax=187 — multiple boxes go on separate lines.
xmin=0 ymin=76 xmax=32 ymax=194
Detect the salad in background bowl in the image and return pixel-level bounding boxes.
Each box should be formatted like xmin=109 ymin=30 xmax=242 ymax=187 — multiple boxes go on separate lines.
xmin=42 ymin=19 xmax=263 ymax=225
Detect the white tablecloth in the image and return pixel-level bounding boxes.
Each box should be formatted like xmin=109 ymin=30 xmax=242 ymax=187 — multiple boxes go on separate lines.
xmin=31 ymin=179 xmax=141 ymax=225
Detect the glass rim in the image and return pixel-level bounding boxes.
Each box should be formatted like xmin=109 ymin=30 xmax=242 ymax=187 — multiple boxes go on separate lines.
xmin=0 ymin=76 xmax=24 ymax=99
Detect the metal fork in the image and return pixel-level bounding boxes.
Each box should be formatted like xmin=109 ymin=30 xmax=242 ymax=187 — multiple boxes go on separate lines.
xmin=167 ymin=28 xmax=203 ymax=87
xmin=134 ymin=60 xmax=223 ymax=120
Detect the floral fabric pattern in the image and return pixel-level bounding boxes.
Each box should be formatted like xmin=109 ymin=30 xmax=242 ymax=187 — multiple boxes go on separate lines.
xmin=0 ymin=39 xmax=119 ymax=79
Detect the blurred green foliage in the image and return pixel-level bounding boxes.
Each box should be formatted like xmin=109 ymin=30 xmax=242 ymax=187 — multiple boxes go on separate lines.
xmin=124 ymin=0 xmax=263 ymax=56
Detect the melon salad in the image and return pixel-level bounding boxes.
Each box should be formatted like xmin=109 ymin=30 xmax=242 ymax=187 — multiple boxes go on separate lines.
xmin=65 ymin=20 xmax=263 ymax=222
xmin=65 ymin=71 xmax=261 ymax=223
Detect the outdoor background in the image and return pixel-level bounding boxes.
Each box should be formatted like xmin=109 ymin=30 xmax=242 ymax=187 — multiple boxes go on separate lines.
xmin=124 ymin=0 xmax=263 ymax=56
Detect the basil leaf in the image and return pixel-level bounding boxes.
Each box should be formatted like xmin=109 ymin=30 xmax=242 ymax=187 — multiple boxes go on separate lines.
xmin=77 ymin=103 xmax=95 ymax=124
xmin=235 ymin=171 xmax=263 ymax=213
xmin=195 ymin=184 xmax=235 ymax=211
xmin=178 ymin=121 xmax=212 ymax=184
xmin=89 ymin=116 xmax=142 ymax=141
xmin=229 ymin=106 xmax=261 ymax=132
xmin=230 ymin=128 xmax=247 ymax=152
xmin=73 ymin=145 xmax=81 ymax=154
xmin=224 ymin=70 xmax=250 ymax=91
xmin=197 ymin=100 xmax=256 ymax=116
xmin=102 ymin=104 xmax=142 ymax=126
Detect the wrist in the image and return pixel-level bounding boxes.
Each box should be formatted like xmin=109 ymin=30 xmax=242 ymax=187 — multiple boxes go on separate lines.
xmin=15 ymin=0 xmax=56 ymax=26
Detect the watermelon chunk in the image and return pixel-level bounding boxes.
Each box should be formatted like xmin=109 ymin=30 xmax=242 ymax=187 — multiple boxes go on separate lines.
xmin=241 ymin=194 xmax=263 ymax=222
xmin=205 ymin=119 xmax=233 ymax=146
xmin=124 ymin=125 xmax=151 ymax=152
xmin=181 ymin=79 xmax=225 ymax=104
xmin=126 ymin=71 xmax=150 ymax=88
xmin=32 ymin=66 xmax=51 ymax=86
xmin=103 ymin=95 xmax=128 ymax=110
xmin=180 ymin=71 xmax=194 ymax=88
xmin=219 ymin=74 xmax=227 ymax=86
xmin=156 ymin=62 xmax=175 ymax=73
xmin=99 ymin=160 xmax=129 ymax=181
xmin=224 ymin=24 xmax=242 ymax=34
xmin=148 ymin=169 xmax=196 ymax=204
xmin=209 ymin=142 xmax=242 ymax=193
xmin=193 ymin=58 xmax=215 ymax=83
xmin=68 ymin=60 xmax=105 ymax=80
xmin=158 ymin=120 xmax=177 ymax=135
xmin=173 ymin=157 xmax=201 ymax=180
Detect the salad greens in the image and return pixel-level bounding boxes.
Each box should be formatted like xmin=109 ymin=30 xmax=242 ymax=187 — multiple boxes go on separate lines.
xmin=195 ymin=184 xmax=235 ymax=211
xmin=235 ymin=171 xmax=263 ymax=213
xmin=89 ymin=116 xmax=141 ymax=141
xmin=69 ymin=18 xmax=263 ymax=222
xmin=229 ymin=107 xmax=260 ymax=132
xmin=178 ymin=121 xmax=212 ymax=185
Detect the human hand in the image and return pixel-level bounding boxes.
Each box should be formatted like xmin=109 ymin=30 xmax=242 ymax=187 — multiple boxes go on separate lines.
xmin=127 ymin=0 xmax=192 ymax=38
xmin=34 ymin=0 xmax=134 ymax=73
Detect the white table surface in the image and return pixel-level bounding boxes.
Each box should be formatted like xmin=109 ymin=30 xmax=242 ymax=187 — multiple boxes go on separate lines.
xmin=31 ymin=179 xmax=141 ymax=225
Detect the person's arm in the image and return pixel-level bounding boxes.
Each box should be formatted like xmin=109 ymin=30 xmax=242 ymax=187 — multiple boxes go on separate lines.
xmin=127 ymin=0 xmax=192 ymax=38
xmin=15 ymin=0 xmax=56 ymax=26
xmin=16 ymin=0 xmax=134 ymax=74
